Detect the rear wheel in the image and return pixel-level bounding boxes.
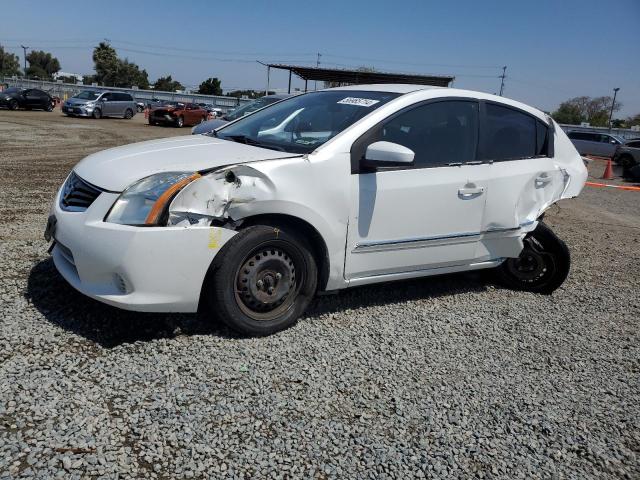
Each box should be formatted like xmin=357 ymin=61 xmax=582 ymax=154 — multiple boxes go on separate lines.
xmin=205 ymin=225 xmax=318 ymax=336
xmin=124 ymin=108 xmax=133 ymax=119
xmin=618 ymin=154 xmax=637 ymax=175
xmin=495 ymin=222 xmax=570 ymax=294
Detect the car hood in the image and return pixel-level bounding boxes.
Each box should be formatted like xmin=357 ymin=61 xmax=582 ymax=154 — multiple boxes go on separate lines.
xmin=66 ymin=97 xmax=97 ymax=106
xmin=74 ymin=135 xmax=301 ymax=192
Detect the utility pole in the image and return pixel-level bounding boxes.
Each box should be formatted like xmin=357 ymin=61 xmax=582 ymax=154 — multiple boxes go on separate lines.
xmin=608 ymin=87 xmax=620 ymax=132
xmin=314 ymin=52 xmax=321 ymax=91
xmin=498 ymin=66 xmax=507 ymax=96
xmin=20 ymin=45 xmax=29 ymax=74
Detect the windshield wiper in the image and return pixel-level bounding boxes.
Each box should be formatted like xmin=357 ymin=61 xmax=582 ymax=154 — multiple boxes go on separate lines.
xmin=221 ymin=135 xmax=286 ymax=152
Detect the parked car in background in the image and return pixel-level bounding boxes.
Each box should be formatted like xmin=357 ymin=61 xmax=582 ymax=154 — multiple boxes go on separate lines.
xmin=148 ymin=102 xmax=208 ymax=127
xmin=0 ymin=87 xmax=54 ymax=111
xmin=63 ymin=91 xmax=137 ymax=119
xmin=192 ymin=94 xmax=292 ymax=134
xmin=47 ymin=85 xmax=587 ymax=336
xmin=566 ymin=130 xmax=623 ymax=158
xmin=613 ymin=138 xmax=640 ymax=175
xmin=135 ymin=101 xmax=145 ymax=112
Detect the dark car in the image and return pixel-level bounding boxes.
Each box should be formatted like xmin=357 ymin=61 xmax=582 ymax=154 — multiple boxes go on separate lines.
xmin=192 ymin=94 xmax=292 ymax=135
xmin=613 ymin=139 xmax=640 ymax=177
xmin=0 ymin=87 xmax=54 ymax=111
xmin=148 ymin=102 xmax=208 ymax=128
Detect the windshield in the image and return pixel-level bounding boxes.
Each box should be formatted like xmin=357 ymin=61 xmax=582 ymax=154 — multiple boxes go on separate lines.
xmin=217 ymin=90 xmax=400 ymax=153
xmin=73 ymin=91 xmax=101 ymax=100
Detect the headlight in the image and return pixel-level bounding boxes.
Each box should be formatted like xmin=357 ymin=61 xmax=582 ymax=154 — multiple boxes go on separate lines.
xmin=84 ymin=102 xmax=95 ymax=109
xmin=105 ymin=172 xmax=201 ymax=226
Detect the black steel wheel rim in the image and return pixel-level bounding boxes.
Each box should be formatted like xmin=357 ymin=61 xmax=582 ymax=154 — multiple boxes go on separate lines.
xmin=234 ymin=241 xmax=303 ymax=321
xmin=505 ymin=236 xmax=556 ymax=285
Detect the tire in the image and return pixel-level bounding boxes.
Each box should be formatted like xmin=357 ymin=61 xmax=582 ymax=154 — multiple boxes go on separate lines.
xmin=148 ymin=119 xmax=157 ymax=126
xmin=201 ymin=116 xmax=207 ymax=123
xmin=8 ymin=99 xmax=18 ymax=110
xmin=495 ymin=222 xmax=570 ymax=294
xmin=205 ymin=225 xmax=318 ymax=336
xmin=45 ymin=103 xmax=53 ymax=112
xmin=175 ymin=116 xmax=184 ymax=128
xmin=92 ymin=108 xmax=102 ymax=119
xmin=619 ymin=154 xmax=637 ymax=175
xmin=124 ymin=108 xmax=133 ymax=119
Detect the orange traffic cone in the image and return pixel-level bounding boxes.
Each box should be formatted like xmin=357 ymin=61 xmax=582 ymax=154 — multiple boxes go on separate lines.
xmin=601 ymin=159 xmax=614 ymax=180
xmin=144 ymin=107 xmax=149 ymax=119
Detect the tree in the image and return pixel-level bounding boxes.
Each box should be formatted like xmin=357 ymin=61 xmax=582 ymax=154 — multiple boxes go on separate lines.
xmin=91 ymin=42 xmax=149 ymax=88
xmin=226 ymin=89 xmax=267 ymax=99
xmin=25 ymin=50 xmax=60 ymax=79
xmin=551 ymin=95 xmax=621 ymax=127
xmin=198 ymin=77 xmax=222 ymax=95
xmin=626 ymin=114 xmax=640 ymax=128
xmin=0 ymin=44 xmax=21 ymax=77
xmin=153 ymin=75 xmax=183 ymax=92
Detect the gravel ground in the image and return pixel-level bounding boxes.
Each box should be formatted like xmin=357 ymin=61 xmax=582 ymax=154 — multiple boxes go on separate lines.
xmin=1 ymin=110 xmax=639 ymax=479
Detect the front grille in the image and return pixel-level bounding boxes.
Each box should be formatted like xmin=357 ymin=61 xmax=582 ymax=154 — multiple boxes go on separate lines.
xmin=152 ymin=109 xmax=171 ymax=117
xmin=60 ymin=172 xmax=103 ymax=212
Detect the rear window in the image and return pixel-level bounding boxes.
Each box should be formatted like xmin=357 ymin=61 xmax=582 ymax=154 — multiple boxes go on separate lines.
xmin=481 ymin=103 xmax=536 ymax=161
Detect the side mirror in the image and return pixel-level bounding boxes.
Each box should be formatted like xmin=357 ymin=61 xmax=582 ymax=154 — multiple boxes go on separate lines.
xmin=99 ymin=97 xmax=107 ymax=102
xmin=363 ymin=141 xmax=415 ymax=167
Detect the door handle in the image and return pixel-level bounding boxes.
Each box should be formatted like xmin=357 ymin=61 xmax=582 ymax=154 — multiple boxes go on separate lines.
xmin=458 ymin=186 xmax=484 ymax=197
xmin=535 ymin=174 xmax=552 ymax=186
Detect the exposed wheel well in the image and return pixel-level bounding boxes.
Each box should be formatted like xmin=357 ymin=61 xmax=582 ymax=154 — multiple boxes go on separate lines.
xmin=238 ymin=214 xmax=331 ymax=291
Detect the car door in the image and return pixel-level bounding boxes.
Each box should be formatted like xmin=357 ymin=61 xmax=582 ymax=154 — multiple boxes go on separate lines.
xmin=480 ymin=102 xmax=564 ymax=250
xmin=23 ymin=89 xmax=41 ymax=108
xmin=100 ymin=93 xmax=115 ymax=116
xmin=345 ymin=99 xmax=491 ymax=280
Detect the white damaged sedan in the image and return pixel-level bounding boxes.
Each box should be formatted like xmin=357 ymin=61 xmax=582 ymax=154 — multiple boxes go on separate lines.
xmin=46 ymin=85 xmax=587 ymax=335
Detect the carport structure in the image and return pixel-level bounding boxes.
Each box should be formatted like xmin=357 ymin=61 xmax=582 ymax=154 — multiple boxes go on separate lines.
xmin=260 ymin=63 xmax=455 ymax=93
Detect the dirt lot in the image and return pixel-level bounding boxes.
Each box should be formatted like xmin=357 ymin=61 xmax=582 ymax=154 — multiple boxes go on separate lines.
xmin=0 ymin=109 xmax=639 ymax=479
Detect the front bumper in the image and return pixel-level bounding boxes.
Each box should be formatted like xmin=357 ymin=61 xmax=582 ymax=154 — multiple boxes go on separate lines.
xmin=49 ymin=186 xmax=236 ymax=312
xmin=62 ymin=105 xmax=94 ymax=116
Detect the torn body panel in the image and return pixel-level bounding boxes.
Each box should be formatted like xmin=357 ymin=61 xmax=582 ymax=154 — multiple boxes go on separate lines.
xmin=168 ymin=154 xmax=352 ymax=290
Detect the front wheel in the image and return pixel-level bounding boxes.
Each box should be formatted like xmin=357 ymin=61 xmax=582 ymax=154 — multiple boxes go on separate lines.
xmin=46 ymin=103 xmax=53 ymax=112
xmin=205 ymin=225 xmax=318 ymax=336
xmin=92 ymin=108 xmax=102 ymax=119
xmin=495 ymin=222 xmax=570 ymax=294
xmin=124 ymin=108 xmax=133 ymax=119
xmin=8 ymin=99 xmax=18 ymax=110
xmin=175 ymin=116 xmax=184 ymax=128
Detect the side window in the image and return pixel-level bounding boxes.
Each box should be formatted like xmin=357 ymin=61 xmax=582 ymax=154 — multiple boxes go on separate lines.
xmin=379 ymin=100 xmax=479 ymax=168
xmin=122 ymin=93 xmax=133 ymax=102
xmin=628 ymin=141 xmax=640 ymax=148
xmin=102 ymin=93 xmax=112 ymax=101
xmin=535 ymin=120 xmax=549 ymax=156
xmin=481 ymin=103 xmax=536 ymax=161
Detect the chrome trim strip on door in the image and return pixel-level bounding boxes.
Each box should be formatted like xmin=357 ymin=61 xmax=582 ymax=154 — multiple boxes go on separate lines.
xmin=353 ymin=224 xmax=529 ymax=254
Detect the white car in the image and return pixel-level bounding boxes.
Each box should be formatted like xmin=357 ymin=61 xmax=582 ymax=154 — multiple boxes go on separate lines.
xmin=46 ymin=85 xmax=587 ymax=335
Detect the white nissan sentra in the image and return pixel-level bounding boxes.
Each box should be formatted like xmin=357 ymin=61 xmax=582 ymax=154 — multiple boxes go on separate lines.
xmin=46 ymin=85 xmax=587 ymax=335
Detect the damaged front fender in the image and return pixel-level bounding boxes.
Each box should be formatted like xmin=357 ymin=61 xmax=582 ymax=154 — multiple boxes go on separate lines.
xmin=167 ymin=165 xmax=277 ymax=226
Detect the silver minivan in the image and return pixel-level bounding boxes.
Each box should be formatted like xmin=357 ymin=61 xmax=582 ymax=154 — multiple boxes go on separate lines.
xmin=63 ymin=91 xmax=137 ymax=119
xmin=567 ymin=130 xmax=623 ymax=157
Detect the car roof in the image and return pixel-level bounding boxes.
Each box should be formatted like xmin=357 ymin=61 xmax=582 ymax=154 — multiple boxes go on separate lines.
xmin=328 ymin=83 xmax=441 ymax=94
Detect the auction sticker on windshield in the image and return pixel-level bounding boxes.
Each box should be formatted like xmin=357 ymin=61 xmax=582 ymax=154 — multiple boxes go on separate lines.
xmin=337 ymin=97 xmax=380 ymax=107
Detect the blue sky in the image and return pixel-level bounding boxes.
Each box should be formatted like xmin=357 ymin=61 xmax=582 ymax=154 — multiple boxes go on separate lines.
xmin=2 ymin=0 xmax=638 ymax=116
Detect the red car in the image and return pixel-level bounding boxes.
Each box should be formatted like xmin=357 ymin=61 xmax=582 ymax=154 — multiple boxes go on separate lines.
xmin=148 ymin=102 xmax=208 ymax=128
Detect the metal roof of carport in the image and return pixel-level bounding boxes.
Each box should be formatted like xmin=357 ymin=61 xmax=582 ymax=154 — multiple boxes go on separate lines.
xmin=262 ymin=63 xmax=455 ymax=92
